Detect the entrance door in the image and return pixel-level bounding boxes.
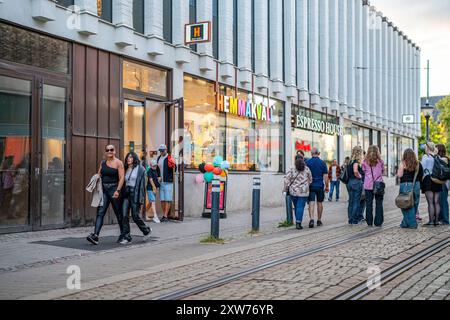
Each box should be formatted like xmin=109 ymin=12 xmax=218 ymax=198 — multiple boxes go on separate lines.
xmin=124 ymin=99 xmax=145 ymax=156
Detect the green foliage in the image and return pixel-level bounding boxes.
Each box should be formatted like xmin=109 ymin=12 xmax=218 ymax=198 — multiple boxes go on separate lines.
xmin=278 ymin=220 xmax=294 ymax=228
xmin=437 ymin=95 xmax=450 ymax=153
xmin=200 ymin=235 xmax=225 ymax=244
xmin=419 ymin=112 xmax=447 ymax=159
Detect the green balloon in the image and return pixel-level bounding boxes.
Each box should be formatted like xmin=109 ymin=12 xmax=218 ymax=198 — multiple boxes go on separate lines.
xmin=204 ymin=172 xmax=214 ymax=183
xmin=213 ymin=156 xmax=224 ymax=167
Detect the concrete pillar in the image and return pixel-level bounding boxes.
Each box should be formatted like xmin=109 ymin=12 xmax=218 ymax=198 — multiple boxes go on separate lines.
xmin=388 ymin=22 xmax=394 ymax=129
xmin=254 ymin=0 xmax=269 ymax=77
xmin=284 ymin=0 xmax=297 ymax=88
xmin=75 ymin=0 xmax=97 ymax=13
xmin=297 ymin=0 xmax=309 ymax=102
xmin=362 ymin=2 xmax=370 ymax=122
xmin=112 ymin=0 xmax=133 ymax=27
xmin=338 ymin=0 xmax=348 ymax=115
xmin=346 ymin=0 xmax=356 ymax=118
xmin=369 ymin=7 xmax=376 ymax=124
xmin=329 ymin=0 xmax=339 ymax=112
xmin=382 ymin=18 xmax=389 ymax=129
xmin=393 ymin=28 xmax=399 ymax=132
xmin=172 ymin=0 xmax=189 ymax=45
xmin=219 ymin=0 xmax=234 ymax=64
xmin=145 ymin=0 xmax=163 ymax=37
xmin=319 ymin=0 xmax=330 ymax=110
xmin=376 ymin=11 xmax=383 ymax=126
xmin=270 ymin=0 xmax=284 ymax=82
xmin=308 ymin=0 xmax=320 ymax=107
xmin=197 ymin=0 xmax=213 ymax=55
xmin=416 ymin=48 xmax=422 ymax=136
xmin=285 ymin=100 xmax=293 ymax=168
xmin=354 ymin=0 xmax=363 ymax=117
xmin=397 ymin=32 xmax=403 ymax=132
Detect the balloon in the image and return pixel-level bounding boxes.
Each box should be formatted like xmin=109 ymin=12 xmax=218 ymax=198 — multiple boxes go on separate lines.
xmin=198 ymin=162 xmax=206 ymax=173
xmin=213 ymin=167 xmax=222 ymax=175
xmin=205 ymin=163 xmax=214 ymax=172
xmin=220 ymin=160 xmax=230 ymax=170
xmin=213 ymin=156 xmax=224 ymax=167
xmin=220 ymin=170 xmax=227 ymax=178
xmin=195 ymin=174 xmax=204 ymax=184
xmin=204 ymin=172 xmax=213 ymax=183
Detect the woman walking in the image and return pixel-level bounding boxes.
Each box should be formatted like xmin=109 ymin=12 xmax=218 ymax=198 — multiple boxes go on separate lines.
xmin=87 ymin=145 xmax=124 ymax=245
xmin=421 ymin=142 xmax=443 ymax=226
xmin=397 ymin=149 xmax=423 ymax=229
xmin=146 ymin=159 xmax=160 ymax=223
xmin=347 ymin=146 xmax=364 ymax=225
xmin=362 ymin=146 xmax=385 ymax=227
xmin=283 ymin=157 xmax=312 ymax=230
xmin=436 ymin=144 xmax=449 ymax=225
xmin=120 ymin=152 xmax=152 ymax=244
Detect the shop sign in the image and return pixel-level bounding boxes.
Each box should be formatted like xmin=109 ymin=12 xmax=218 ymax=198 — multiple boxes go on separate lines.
xmin=295 ymin=115 xmax=344 ymax=136
xmin=185 ymin=22 xmax=211 ymax=45
xmin=216 ymin=94 xmax=275 ymax=123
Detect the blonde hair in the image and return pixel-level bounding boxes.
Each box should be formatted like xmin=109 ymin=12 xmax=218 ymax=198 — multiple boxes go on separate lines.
xmin=365 ymin=145 xmax=381 ymax=167
xmin=351 ymin=146 xmax=363 ymax=164
xmin=426 ymin=142 xmax=436 ymax=155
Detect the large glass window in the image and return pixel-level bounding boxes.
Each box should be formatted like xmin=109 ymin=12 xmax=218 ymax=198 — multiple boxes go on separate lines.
xmin=97 ymin=0 xmax=112 ymax=22
xmin=0 ymin=22 xmax=70 ymax=74
xmin=123 ymin=60 xmax=168 ymax=97
xmin=233 ymin=0 xmax=238 ymax=66
xmin=55 ymin=0 xmax=74 ymax=8
xmin=163 ymin=0 xmax=173 ymax=43
xmin=212 ymin=0 xmax=219 ymax=59
xmin=189 ymin=0 xmax=197 ymax=52
xmin=381 ymin=131 xmax=388 ymax=175
xmin=184 ymin=76 xmax=284 ymax=173
xmin=133 ymin=0 xmax=145 ymax=34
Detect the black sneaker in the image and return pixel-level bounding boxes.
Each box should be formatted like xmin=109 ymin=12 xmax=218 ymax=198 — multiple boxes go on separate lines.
xmin=87 ymin=233 xmax=99 ymax=245
xmin=309 ymin=220 xmax=315 ymax=228
xmin=160 ymin=216 xmax=169 ymax=223
xmin=317 ymin=220 xmax=323 ymax=227
xmin=296 ymin=223 xmax=303 ymax=230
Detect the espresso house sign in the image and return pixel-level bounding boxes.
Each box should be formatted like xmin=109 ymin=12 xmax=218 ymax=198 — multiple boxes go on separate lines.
xmin=294 ymin=114 xmax=344 ymax=136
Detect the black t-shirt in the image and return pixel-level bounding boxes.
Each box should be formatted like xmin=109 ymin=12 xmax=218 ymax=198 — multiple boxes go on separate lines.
xmin=147 ymin=168 xmax=160 ymax=190
xmin=400 ymin=163 xmax=424 ymax=184
xmin=348 ymin=160 xmax=364 ymax=180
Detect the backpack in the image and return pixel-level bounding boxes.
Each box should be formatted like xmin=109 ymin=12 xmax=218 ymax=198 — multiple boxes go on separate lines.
xmin=339 ymin=164 xmax=350 ymax=184
xmin=431 ymin=156 xmax=450 ymax=184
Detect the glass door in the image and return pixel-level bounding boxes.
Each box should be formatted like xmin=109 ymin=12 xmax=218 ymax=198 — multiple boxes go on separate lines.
xmin=124 ymin=99 xmax=145 ymax=156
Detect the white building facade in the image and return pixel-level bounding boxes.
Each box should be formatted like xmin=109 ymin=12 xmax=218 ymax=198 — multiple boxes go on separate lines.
xmin=0 ymin=0 xmax=421 ymax=231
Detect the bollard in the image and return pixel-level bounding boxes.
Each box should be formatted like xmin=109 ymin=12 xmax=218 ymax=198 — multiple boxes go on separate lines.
xmin=251 ymin=177 xmax=261 ymax=232
xmin=285 ymin=194 xmax=293 ymax=225
xmin=210 ymin=179 xmax=221 ymax=239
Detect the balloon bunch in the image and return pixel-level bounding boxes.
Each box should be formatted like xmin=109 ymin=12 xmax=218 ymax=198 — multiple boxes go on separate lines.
xmin=196 ymin=156 xmax=230 ymax=183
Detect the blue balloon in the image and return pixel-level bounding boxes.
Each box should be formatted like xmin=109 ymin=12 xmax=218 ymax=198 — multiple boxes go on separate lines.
xmin=213 ymin=156 xmax=224 ymax=167
xmin=204 ymin=172 xmax=214 ymax=183
xmin=220 ymin=160 xmax=230 ymax=170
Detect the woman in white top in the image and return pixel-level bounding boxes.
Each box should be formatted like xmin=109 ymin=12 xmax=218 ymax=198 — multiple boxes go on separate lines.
xmin=421 ymin=142 xmax=443 ymax=226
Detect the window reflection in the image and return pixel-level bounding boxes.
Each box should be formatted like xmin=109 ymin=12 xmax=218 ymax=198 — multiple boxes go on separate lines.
xmin=123 ymin=61 xmax=167 ymax=97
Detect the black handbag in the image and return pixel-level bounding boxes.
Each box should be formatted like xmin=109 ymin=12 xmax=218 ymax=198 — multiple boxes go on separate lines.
xmin=371 ymin=166 xmax=385 ymax=196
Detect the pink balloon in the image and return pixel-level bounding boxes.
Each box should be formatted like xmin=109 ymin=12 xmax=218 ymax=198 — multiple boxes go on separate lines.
xmin=195 ymin=174 xmax=204 ymax=184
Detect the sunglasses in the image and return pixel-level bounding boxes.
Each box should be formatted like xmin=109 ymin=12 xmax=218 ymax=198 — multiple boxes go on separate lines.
xmin=106 ymin=148 xmax=115 ymax=152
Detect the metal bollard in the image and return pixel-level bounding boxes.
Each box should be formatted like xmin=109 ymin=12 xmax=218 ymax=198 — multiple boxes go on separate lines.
xmin=211 ymin=179 xmax=221 ymax=239
xmin=285 ymin=194 xmax=293 ymax=225
xmin=251 ymin=177 xmax=261 ymax=232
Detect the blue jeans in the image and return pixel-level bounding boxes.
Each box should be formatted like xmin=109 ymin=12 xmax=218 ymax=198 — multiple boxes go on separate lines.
xmin=399 ymin=182 xmax=420 ymax=229
xmin=348 ymin=178 xmax=363 ymax=224
xmin=365 ymin=190 xmax=384 ymax=226
xmin=291 ymin=196 xmax=308 ymax=224
xmin=439 ymin=184 xmax=449 ymax=224
xmin=329 ymin=181 xmax=340 ymax=200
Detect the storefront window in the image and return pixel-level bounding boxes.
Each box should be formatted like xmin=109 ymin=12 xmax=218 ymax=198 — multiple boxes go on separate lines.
xmin=183 ymin=76 xmax=284 ymax=173
xmin=123 ymin=60 xmax=167 ymax=97
xmin=381 ymin=131 xmax=388 ymax=174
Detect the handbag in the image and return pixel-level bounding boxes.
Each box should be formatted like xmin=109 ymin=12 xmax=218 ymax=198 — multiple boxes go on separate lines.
xmin=395 ymin=166 xmax=419 ymax=210
xmin=370 ymin=166 xmax=385 ymax=196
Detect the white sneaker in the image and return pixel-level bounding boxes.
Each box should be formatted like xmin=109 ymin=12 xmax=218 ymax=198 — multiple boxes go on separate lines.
xmin=153 ymin=215 xmax=161 ymax=224
xmin=119 ymin=238 xmax=131 ymax=245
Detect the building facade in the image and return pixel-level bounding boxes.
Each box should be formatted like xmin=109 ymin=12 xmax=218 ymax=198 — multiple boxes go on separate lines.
xmin=0 ymin=0 xmax=421 ymax=233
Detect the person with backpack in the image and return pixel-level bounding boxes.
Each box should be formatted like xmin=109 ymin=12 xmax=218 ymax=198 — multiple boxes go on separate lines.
xmin=347 ymin=147 xmax=364 ymax=225
xmin=436 ymin=144 xmax=449 ymax=225
xmin=328 ymin=159 xmax=341 ymax=202
xmin=157 ymin=144 xmax=177 ymax=222
xmin=362 ymin=146 xmax=385 ymax=227
xmin=421 ymin=142 xmax=442 ymax=226
xmin=283 ymin=157 xmax=312 ymax=230
xmin=397 ymin=149 xmax=423 ymax=229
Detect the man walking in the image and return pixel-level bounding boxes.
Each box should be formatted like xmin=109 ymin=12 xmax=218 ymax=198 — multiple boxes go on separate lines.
xmin=306 ymin=148 xmax=329 ymax=228
xmin=328 ymin=159 xmax=341 ymax=202
xmin=157 ymin=144 xmax=176 ymax=222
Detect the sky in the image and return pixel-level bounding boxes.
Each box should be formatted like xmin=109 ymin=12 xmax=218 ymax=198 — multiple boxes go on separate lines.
xmin=372 ymin=0 xmax=450 ymax=98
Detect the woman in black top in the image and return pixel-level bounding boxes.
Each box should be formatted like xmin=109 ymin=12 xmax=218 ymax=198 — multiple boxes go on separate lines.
xmin=87 ymin=145 xmax=125 ymax=245
xmin=397 ymin=149 xmax=423 ymax=229
xmin=347 ymin=147 xmax=364 ymax=225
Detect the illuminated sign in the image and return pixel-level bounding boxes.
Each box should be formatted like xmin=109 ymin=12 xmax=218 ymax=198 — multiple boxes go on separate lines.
xmin=295 ymin=115 xmax=344 ymax=136
xmin=216 ymin=94 xmax=275 ymax=123
xmin=185 ymin=22 xmax=211 ymax=45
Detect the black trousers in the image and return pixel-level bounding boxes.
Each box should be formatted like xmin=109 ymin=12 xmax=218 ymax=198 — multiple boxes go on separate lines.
xmin=122 ymin=187 xmax=150 ymax=241
xmin=94 ymin=183 xmax=123 ymax=236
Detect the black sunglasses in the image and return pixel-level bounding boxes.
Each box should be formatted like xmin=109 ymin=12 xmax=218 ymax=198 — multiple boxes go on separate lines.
xmin=106 ymin=148 xmax=115 ymax=152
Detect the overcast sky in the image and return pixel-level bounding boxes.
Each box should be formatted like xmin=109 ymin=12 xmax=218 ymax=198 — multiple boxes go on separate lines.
xmin=371 ymin=0 xmax=450 ymax=97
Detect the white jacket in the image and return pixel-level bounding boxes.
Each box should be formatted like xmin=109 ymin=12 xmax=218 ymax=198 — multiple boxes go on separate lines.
xmin=86 ymin=174 xmax=104 ymax=207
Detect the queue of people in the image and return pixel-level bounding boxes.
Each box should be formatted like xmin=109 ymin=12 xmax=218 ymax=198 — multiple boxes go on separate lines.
xmin=284 ymin=142 xmax=450 ymax=231
xmin=86 ymin=144 xmax=176 ymax=245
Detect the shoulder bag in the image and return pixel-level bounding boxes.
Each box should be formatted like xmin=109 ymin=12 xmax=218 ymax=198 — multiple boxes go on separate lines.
xmin=395 ymin=166 xmax=418 ymax=210
xmin=370 ymin=165 xmax=385 ymax=196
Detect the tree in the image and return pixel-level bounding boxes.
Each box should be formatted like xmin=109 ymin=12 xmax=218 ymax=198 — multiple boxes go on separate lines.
xmin=418 ymin=113 xmax=447 ymax=159
xmin=437 ymin=95 xmax=450 ymax=152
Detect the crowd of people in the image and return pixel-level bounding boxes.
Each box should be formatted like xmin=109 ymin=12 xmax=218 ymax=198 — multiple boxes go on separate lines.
xmin=86 ymin=144 xmax=176 ymax=245
xmin=284 ymin=142 xmax=450 ymax=230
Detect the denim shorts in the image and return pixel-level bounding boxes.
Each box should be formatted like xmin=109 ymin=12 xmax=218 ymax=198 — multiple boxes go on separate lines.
xmin=147 ymin=190 xmax=156 ymax=202
xmin=160 ymin=182 xmax=173 ymax=202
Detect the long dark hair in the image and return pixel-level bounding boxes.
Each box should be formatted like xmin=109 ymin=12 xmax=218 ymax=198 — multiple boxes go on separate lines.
xmin=437 ymin=144 xmax=447 ymax=158
xmin=295 ymin=157 xmax=306 ymax=172
xmin=124 ymin=152 xmax=140 ymax=170
xmin=402 ymin=149 xmax=419 ymax=172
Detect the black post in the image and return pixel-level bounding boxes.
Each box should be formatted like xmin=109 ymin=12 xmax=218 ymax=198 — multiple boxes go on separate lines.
xmin=285 ymin=194 xmax=293 ymax=225
xmin=425 ymin=114 xmax=430 ymax=142
xmin=251 ymin=177 xmax=261 ymax=232
xmin=211 ymin=179 xmax=220 ymax=239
